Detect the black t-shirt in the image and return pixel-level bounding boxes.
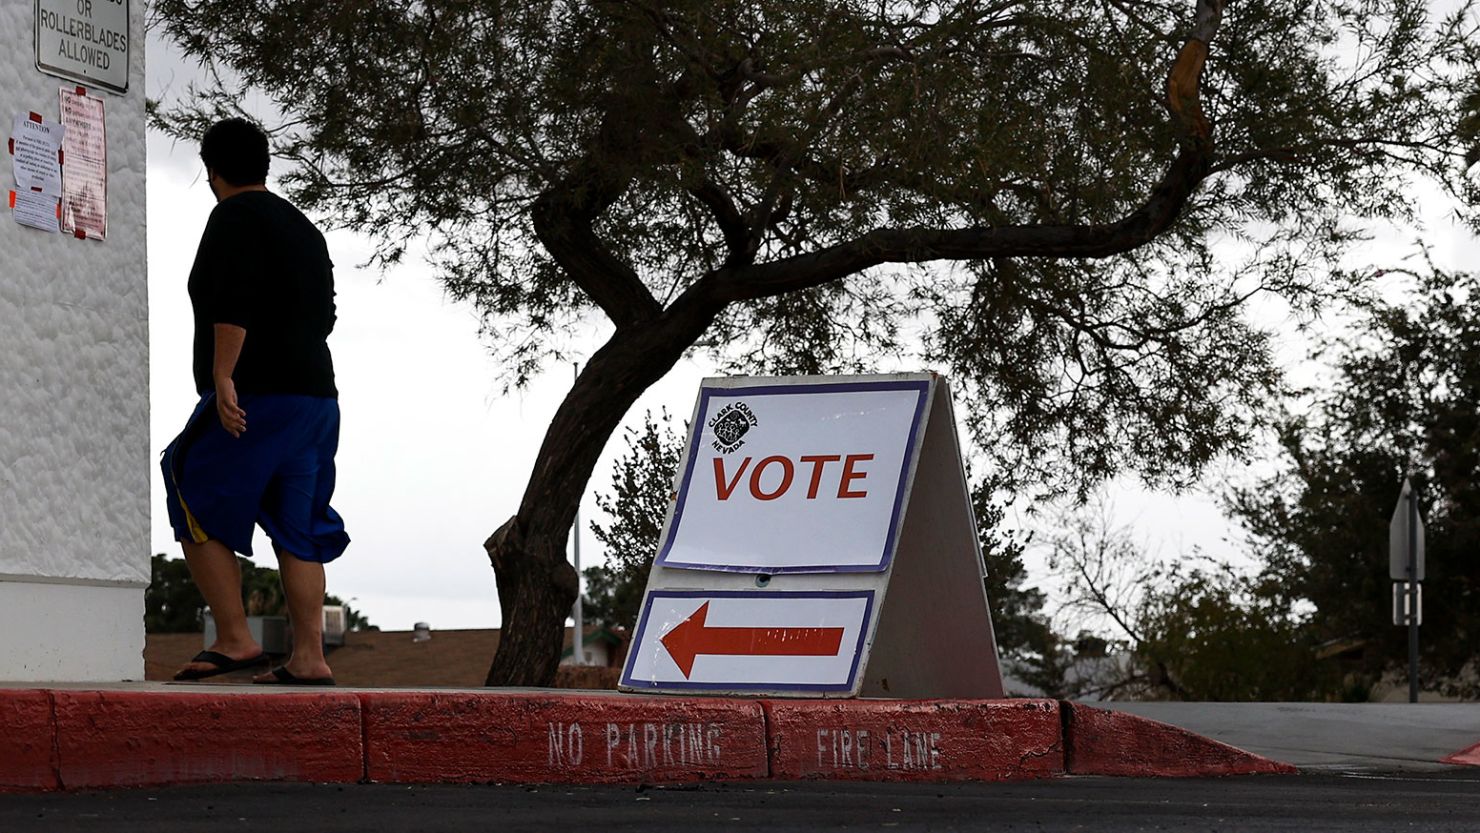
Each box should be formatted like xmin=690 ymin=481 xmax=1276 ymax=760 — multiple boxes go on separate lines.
xmin=188 ymin=191 xmax=338 ymax=398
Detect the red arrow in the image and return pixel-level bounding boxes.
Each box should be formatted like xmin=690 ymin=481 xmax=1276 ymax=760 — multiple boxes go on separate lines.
xmin=659 ymin=601 xmax=846 ymax=678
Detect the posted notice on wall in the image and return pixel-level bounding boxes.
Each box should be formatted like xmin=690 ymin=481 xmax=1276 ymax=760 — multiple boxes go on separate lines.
xmin=9 ymin=111 xmax=64 ymax=232
xmin=9 ymin=190 xmax=61 ymax=233
xmin=11 ymin=112 xmax=64 ymax=194
xmin=59 ymin=88 xmax=106 ymax=240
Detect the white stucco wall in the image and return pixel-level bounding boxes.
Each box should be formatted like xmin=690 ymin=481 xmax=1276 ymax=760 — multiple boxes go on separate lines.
xmin=0 ymin=0 xmax=148 ymax=679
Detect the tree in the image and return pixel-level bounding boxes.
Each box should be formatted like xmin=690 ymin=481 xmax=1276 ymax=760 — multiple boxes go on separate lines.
xmin=971 ymin=477 xmax=1066 ymax=695
xmin=145 ymin=553 xmax=375 ymax=633
xmin=1228 ymin=260 xmax=1480 ymax=698
xmin=145 ymin=553 xmax=207 ymax=633
xmin=585 ymin=410 xmax=685 ymax=630
xmin=1043 ymin=504 xmax=1343 ymax=701
xmin=152 ymin=0 xmax=1479 ymax=685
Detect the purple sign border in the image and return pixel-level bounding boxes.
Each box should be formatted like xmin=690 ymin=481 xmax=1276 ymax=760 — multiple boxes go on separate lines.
xmin=654 ymin=379 xmax=931 ymax=574
xmin=619 ymin=589 xmax=876 ymax=692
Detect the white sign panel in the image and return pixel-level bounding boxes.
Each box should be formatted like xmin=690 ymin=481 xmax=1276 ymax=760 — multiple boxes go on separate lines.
xmin=621 ymin=591 xmax=874 ymax=693
xmin=35 ymin=0 xmax=131 ymax=95
xmin=1389 ymin=477 xmax=1425 ymax=581
xmin=11 ymin=189 xmax=60 ymax=232
xmin=11 ymin=112 xmax=65 ymax=195
xmin=655 ymin=380 xmax=929 ymax=573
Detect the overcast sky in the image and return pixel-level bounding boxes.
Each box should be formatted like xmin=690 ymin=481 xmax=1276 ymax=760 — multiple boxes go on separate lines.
xmin=143 ymin=28 xmax=1477 ymax=634
xmin=145 ymin=34 xmax=721 ymax=631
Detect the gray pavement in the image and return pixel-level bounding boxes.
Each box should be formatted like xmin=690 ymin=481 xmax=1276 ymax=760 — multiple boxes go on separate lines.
xmin=1098 ymin=702 xmax=1480 ymax=772
xmin=4 ymin=774 xmax=1480 ymax=832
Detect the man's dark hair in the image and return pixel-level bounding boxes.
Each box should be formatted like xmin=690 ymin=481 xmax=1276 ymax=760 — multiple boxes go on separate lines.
xmin=200 ymin=118 xmax=269 ymax=186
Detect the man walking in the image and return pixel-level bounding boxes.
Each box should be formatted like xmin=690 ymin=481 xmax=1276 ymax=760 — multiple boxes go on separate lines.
xmin=162 ymin=118 xmax=349 ymax=685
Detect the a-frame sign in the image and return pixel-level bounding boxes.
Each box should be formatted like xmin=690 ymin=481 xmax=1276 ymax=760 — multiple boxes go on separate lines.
xmin=619 ymin=373 xmax=1005 ymax=699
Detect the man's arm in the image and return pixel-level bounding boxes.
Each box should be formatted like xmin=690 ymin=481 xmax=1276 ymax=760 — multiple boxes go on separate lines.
xmin=214 ymin=323 xmax=248 ymax=437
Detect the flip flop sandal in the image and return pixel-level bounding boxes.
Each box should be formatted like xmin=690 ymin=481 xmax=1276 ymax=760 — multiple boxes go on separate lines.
xmin=173 ymin=650 xmax=269 ymax=681
xmin=255 ymin=666 xmax=336 ymax=686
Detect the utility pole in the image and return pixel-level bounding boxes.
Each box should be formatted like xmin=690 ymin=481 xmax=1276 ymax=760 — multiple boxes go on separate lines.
xmin=1406 ymin=484 xmax=1419 ymax=704
xmin=572 ymin=362 xmax=584 ymax=666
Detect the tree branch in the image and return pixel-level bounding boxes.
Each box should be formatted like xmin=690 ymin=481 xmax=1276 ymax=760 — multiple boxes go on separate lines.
xmin=1212 ymin=137 xmax=1453 ymax=172
xmin=709 ymin=0 xmax=1226 ymax=304
xmin=532 ymin=178 xmax=662 ymax=329
xmin=687 ymin=179 xmax=751 ymax=265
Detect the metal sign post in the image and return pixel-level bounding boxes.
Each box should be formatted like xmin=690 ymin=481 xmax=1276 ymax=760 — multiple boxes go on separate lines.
xmin=1389 ymin=477 xmax=1425 ymax=703
xmin=571 ymin=363 xmax=583 ymax=665
xmin=1407 ymin=486 xmax=1419 ymax=703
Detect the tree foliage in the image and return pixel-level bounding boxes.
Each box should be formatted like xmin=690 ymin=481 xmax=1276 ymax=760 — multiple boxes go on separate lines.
xmin=1136 ymin=563 xmax=1346 ymax=701
xmin=585 ymin=410 xmax=685 ymax=630
xmin=151 ymin=0 xmax=1477 ymax=494
xmin=150 ymin=0 xmax=1480 ymax=683
xmin=145 ymin=554 xmax=207 ymax=633
xmin=145 ymin=553 xmax=374 ymax=633
xmin=1044 ymin=506 xmax=1345 ymax=701
xmin=1229 ymin=259 xmax=1480 ymax=698
xmin=970 ymin=477 xmax=1067 ymax=694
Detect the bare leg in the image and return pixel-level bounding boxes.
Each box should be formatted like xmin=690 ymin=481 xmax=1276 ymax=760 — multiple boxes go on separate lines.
xmin=255 ymin=548 xmax=333 ymax=680
xmin=176 ymin=538 xmax=263 ymax=677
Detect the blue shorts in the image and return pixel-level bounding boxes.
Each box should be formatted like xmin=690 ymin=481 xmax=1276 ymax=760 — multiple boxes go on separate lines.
xmin=162 ymin=393 xmax=350 ymax=562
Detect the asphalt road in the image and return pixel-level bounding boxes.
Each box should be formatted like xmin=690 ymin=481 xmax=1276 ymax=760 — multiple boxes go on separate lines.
xmin=4 ymin=773 xmax=1480 ymax=833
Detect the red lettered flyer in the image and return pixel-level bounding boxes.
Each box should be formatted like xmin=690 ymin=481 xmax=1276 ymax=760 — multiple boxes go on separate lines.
xmin=59 ymin=87 xmax=106 ymax=240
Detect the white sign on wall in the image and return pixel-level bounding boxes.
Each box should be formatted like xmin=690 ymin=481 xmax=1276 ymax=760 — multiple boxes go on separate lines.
xmin=35 ymin=0 xmax=131 ymax=95
xmin=621 ymin=373 xmax=1005 ymax=699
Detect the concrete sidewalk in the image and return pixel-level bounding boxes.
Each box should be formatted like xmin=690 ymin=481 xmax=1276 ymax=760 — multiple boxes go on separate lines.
xmin=1099 ymin=702 xmax=1480 ymax=772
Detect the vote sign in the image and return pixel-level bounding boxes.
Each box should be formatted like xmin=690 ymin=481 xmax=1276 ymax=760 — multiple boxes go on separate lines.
xmin=656 ymin=379 xmax=928 ymax=573
xmin=621 ymin=373 xmax=1005 ymax=699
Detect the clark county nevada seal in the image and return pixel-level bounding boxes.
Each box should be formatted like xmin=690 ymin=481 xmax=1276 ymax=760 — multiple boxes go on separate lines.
xmin=708 ymin=402 xmax=758 ymax=454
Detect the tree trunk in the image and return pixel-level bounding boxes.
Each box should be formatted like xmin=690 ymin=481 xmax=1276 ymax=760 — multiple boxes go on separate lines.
xmin=483 ymin=295 xmax=721 ymax=686
xmin=481 ymin=515 xmax=580 ymax=687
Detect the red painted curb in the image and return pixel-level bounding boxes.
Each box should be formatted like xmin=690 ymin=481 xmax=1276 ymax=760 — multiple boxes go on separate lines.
xmin=53 ymin=690 xmax=364 ymax=789
xmin=0 ymin=690 xmax=59 ymax=791
xmin=362 ymin=691 xmax=769 ymax=784
xmin=1441 ymin=741 xmax=1480 ymax=767
xmin=1064 ymin=702 xmax=1296 ymax=777
xmin=764 ymin=699 xmax=1062 ymax=782
xmin=8 ymin=690 xmax=1321 ymax=789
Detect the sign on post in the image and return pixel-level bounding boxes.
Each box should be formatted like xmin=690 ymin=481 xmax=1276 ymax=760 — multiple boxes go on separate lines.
xmin=620 ymin=373 xmax=1005 ymax=699
xmin=1389 ymin=477 xmax=1425 ymax=581
xmin=35 ymin=0 xmax=131 ymax=95
xmin=1392 ymin=582 xmax=1422 ymax=626
xmin=1389 ymin=476 xmax=1425 ymax=703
